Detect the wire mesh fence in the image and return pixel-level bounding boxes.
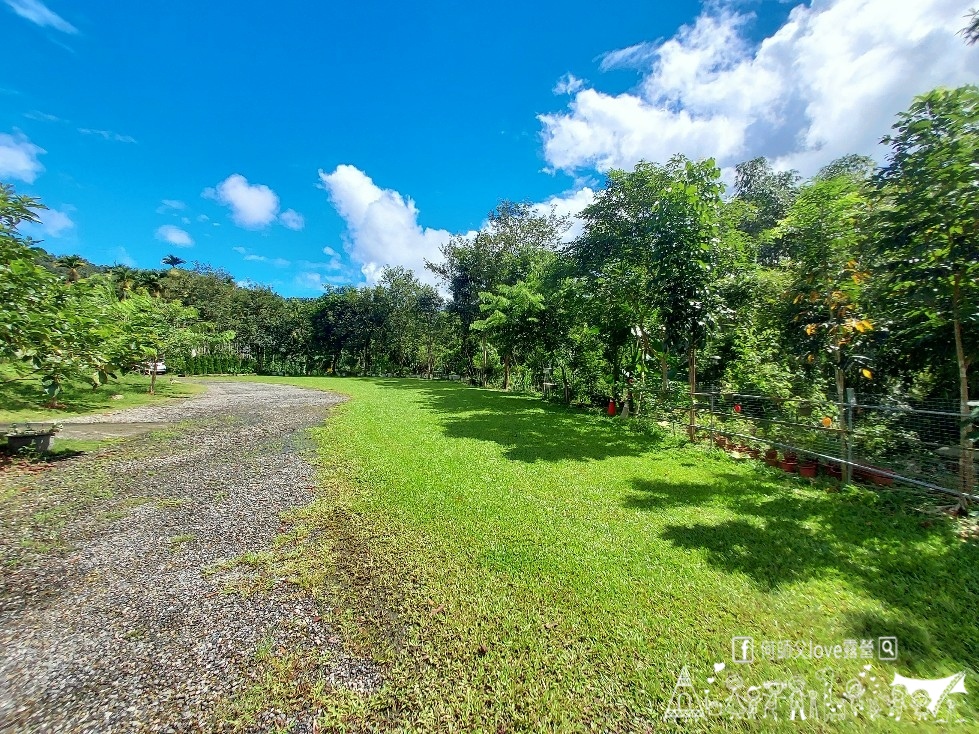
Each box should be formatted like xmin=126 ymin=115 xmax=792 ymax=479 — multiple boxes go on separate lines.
xmin=638 ymin=384 xmax=977 ymax=503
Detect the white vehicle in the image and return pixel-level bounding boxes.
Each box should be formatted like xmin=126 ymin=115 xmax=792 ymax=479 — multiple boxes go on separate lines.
xmin=140 ymin=361 xmax=167 ymax=375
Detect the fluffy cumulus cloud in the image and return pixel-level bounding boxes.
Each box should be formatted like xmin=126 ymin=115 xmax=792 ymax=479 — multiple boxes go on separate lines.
xmin=204 ymin=174 xmax=304 ymax=231
xmin=0 ymin=131 xmax=45 ymax=183
xmin=38 ymin=207 xmax=74 ymax=237
xmin=540 ymin=0 xmax=979 ymax=176
xmin=204 ymin=174 xmax=280 ymax=228
xmin=279 ymin=208 xmax=305 ymax=230
xmin=3 ymin=0 xmax=77 ymax=33
xmin=155 ymin=224 xmax=193 ymax=247
xmin=18 ymin=205 xmax=74 ymax=240
xmin=318 ymin=165 xmax=454 ymax=285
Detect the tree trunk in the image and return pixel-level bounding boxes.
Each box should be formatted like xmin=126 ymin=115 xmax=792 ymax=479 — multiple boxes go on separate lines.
xmin=835 ymin=356 xmax=848 ymax=484
xmin=503 ymin=355 xmax=510 ymax=391
xmin=953 ymin=272 xmax=973 ymax=510
xmin=687 ymin=342 xmax=697 ymax=440
xmin=661 ymin=348 xmax=669 ymax=396
xmin=150 ymin=364 xmax=157 ymax=395
xmin=482 ymin=339 xmax=488 ymax=387
xmin=560 ymin=365 xmax=570 ymax=404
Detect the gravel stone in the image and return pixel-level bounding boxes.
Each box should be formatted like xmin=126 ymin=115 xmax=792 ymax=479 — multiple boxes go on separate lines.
xmin=0 ymin=381 xmax=382 ymax=733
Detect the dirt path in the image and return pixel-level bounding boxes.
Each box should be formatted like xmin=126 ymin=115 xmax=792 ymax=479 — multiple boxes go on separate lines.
xmin=0 ymin=381 xmax=380 ymax=733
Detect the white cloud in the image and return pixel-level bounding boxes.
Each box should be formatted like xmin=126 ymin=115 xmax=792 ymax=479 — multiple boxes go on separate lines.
xmin=0 ymin=131 xmax=45 ymax=183
xmin=78 ymin=128 xmax=136 ymax=143
xmin=295 ymin=272 xmax=325 ymax=292
xmin=4 ymin=0 xmax=77 ymax=33
xmin=532 ymin=186 xmax=596 ymax=241
xmin=597 ymin=41 xmax=659 ymax=71
xmin=204 ymin=173 xmax=281 ymax=229
xmin=553 ymin=73 xmax=586 ymax=95
xmin=23 ymin=110 xmax=60 ymax=122
xmin=18 ymin=205 xmax=74 ymax=240
xmin=39 ymin=207 xmax=74 ymax=237
xmin=318 ymin=165 xmax=453 ymax=284
xmin=155 ymin=224 xmax=193 ymax=247
xmin=279 ymin=208 xmax=305 ymax=230
xmin=157 ymin=199 xmax=185 ymax=213
xmin=111 ymin=246 xmax=136 ymax=267
xmin=234 ymin=246 xmax=291 ymax=267
xmin=541 ymin=0 xmax=979 ymax=176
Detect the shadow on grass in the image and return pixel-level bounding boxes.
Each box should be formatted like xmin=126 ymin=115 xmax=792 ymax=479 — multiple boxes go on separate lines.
xmin=624 ymin=474 xmax=979 ymax=677
xmin=372 ymin=378 xmax=665 ymax=463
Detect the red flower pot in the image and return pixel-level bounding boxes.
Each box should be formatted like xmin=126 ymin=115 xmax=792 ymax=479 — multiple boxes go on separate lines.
xmin=780 ymin=459 xmax=798 ymax=473
xmin=799 ymin=461 xmax=818 ymax=478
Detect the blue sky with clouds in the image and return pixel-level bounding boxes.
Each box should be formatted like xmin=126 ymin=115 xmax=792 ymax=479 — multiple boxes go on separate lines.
xmin=1 ymin=0 xmax=976 ymax=296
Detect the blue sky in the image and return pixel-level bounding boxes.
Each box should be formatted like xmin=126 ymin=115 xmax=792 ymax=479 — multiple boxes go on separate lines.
xmin=2 ymin=0 xmax=976 ymax=296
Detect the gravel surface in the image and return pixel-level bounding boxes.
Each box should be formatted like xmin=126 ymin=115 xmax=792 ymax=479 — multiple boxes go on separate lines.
xmin=0 ymin=381 xmax=382 ymax=733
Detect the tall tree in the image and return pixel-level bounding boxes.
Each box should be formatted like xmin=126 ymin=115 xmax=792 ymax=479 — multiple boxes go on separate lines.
xmin=872 ymin=85 xmax=979 ymax=508
xmin=162 ymin=254 xmax=186 ymax=269
xmin=54 ymin=254 xmax=90 ymax=283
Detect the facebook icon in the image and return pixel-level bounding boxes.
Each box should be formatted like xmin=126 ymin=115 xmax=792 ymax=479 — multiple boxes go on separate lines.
xmin=732 ymin=636 xmax=754 ymax=664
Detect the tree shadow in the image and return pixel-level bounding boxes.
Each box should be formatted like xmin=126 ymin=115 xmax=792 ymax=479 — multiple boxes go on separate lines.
xmin=624 ymin=472 xmax=979 ymax=674
xmin=372 ymin=379 xmax=664 ymax=463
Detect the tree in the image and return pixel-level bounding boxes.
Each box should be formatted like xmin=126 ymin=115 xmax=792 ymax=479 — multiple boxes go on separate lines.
xmin=573 ymin=156 xmax=723 ymax=434
xmin=732 ymin=157 xmax=800 ymax=260
xmin=963 ymin=9 xmax=979 ymax=44
xmin=117 ymin=294 xmax=205 ymax=393
xmin=473 ymin=280 xmax=545 ymax=390
xmin=54 ymin=254 xmax=90 ymax=283
xmin=110 ymin=265 xmax=137 ymax=299
xmin=427 ymin=201 xmax=567 ymax=383
xmin=777 ymin=174 xmax=873 ymax=473
xmin=872 ymin=85 xmax=979 ymax=508
xmin=162 ymin=254 xmax=186 ymax=269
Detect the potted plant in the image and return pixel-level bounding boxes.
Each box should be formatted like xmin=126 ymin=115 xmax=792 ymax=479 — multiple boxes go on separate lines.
xmin=764 ymin=448 xmax=779 ymax=466
xmin=4 ymin=423 xmax=59 ymax=453
xmin=799 ymin=457 xmax=819 ymax=478
xmin=821 ymin=462 xmax=843 ymax=481
xmin=746 ymin=446 xmax=761 ymax=460
xmin=780 ymin=451 xmax=798 ymax=473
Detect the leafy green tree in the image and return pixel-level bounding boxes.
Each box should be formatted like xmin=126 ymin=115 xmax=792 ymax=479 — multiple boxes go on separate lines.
xmin=54 ymin=254 xmax=90 ymax=283
xmin=162 ymin=254 xmax=186 ymax=269
xmin=116 ymin=293 xmax=207 ymax=393
xmin=871 ymin=85 xmax=979 ymax=506
xmin=473 ymin=280 xmax=545 ymax=390
xmin=428 ymin=201 xmax=567 ymax=382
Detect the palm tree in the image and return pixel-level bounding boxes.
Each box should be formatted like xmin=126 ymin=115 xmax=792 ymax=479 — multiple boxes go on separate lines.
xmin=135 ymin=270 xmax=164 ymax=297
xmin=964 ymin=9 xmax=979 ymax=44
xmin=162 ymin=254 xmax=186 ymax=269
xmin=110 ymin=265 xmax=137 ymax=300
xmin=54 ymin=254 xmax=89 ymax=283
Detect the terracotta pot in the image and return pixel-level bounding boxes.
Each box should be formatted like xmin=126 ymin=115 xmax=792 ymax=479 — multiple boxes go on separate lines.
xmin=764 ymin=449 xmax=779 ymax=466
xmin=869 ymin=470 xmax=894 ymax=487
xmin=780 ymin=459 xmax=798 ymax=473
xmin=799 ymin=461 xmax=818 ymax=478
xmin=747 ymin=448 xmax=760 ymax=459
xmin=822 ymin=463 xmax=842 ymax=480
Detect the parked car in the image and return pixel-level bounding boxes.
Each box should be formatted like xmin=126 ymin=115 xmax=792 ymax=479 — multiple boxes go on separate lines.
xmin=140 ymin=361 xmax=167 ymax=375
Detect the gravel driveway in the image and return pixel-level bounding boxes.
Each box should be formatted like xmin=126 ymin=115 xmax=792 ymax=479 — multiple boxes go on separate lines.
xmin=0 ymin=381 xmax=380 ymax=733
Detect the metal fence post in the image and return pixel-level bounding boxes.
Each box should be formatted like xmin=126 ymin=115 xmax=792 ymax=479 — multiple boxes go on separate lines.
xmin=709 ymin=392 xmax=715 ymax=440
xmin=844 ymin=388 xmax=856 ymax=485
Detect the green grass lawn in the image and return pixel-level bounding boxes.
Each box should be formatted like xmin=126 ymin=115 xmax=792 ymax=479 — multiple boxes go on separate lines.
xmin=0 ymin=371 xmax=203 ymax=424
xmin=221 ymin=377 xmax=979 ymax=733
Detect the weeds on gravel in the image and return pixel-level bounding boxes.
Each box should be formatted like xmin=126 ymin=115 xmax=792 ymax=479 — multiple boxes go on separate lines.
xmin=219 ymin=377 xmax=979 ymax=732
